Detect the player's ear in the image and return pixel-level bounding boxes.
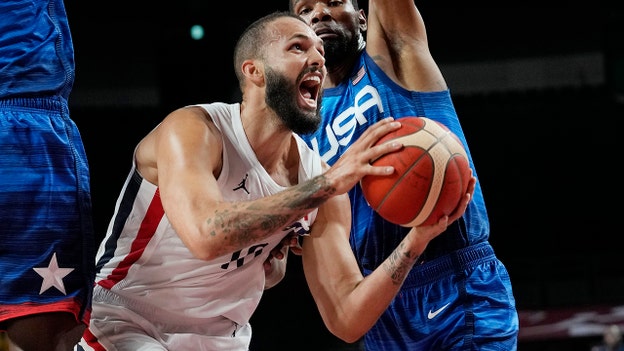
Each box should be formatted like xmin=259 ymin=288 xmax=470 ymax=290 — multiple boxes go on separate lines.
xmin=242 ymin=59 xmax=265 ymax=86
xmin=358 ymin=9 xmax=367 ymax=32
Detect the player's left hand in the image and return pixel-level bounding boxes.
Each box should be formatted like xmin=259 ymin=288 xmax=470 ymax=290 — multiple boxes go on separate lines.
xmin=263 ymin=233 xmax=302 ymax=288
xmin=405 ymin=174 xmax=476 ymax=253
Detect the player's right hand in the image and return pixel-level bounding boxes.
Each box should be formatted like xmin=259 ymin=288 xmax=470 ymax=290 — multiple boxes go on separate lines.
xmin=324 ymin=117 xmax=403 ymax=196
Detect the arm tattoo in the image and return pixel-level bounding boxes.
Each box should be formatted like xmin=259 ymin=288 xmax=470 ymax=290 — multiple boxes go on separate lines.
xmin=383 ymin=242 xmax=419 ymax=285
xmin=207 ymin=174 xmax=335 ymax=249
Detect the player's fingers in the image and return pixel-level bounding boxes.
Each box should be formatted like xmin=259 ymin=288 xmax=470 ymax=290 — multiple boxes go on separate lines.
xmin=263 ymin=259 xmax=272 ymax=271
xmin=468 ymin=176 xmax=477 ymax=195
xmin=280 ymin=234 xmax=298 ymax=247
xmin=357 ymin=117 xmax=400 ymax=148
xmin=290 ymin=246 xmax=303 ymax=256
xmin=369 ymin=139 xmax=402 ymax=159
xmin=366 ymin=163 xmax=395 ymax=176
xmin=449 ymin=192 xmax=471 ymax=221
xmin=271 ymin=249 xmax=284 ymax=260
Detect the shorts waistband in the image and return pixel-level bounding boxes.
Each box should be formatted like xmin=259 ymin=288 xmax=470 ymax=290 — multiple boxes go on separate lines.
xmin=0 ymin=95 xmax=67 ymax=112
xmin=364 ymin=242 xmax=496 ymax=289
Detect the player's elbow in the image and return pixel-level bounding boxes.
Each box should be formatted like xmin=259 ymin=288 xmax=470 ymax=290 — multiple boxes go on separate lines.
xmin=324 ymin=318 xmax=367 ymax=343
xmin=315 ymin=298 xmax=372 ymax=342
xmin=186 ymin=242 xmax=217 ymax=261
xmin=176 ymin=226 xmax=223 ymax=261
xmin=329 ymin=326 xmax=365 ymax=344
xmin=338 ymin=333 xmax=364 ymax=344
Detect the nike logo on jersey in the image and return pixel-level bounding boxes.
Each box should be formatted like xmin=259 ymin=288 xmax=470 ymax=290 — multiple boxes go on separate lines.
xmin=427 ymin=302 xmax=451 ymax=320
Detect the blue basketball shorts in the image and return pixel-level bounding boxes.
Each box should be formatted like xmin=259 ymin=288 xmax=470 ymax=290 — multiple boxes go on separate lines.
xmin=363 ymin=242 xmax=519 ymax=350
xmin=0 ymin=96 xmax=95 ymax=328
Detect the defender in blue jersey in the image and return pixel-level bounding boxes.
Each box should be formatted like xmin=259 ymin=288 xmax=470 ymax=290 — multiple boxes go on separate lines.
xmin=0 ymin=0 xmax=96 ymax=350
xmin=290 ymin=0 xmax=519 ymax=349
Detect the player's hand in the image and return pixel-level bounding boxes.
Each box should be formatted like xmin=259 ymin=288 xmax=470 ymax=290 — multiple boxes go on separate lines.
xmin=263 ymin=233 xmax=303 ymax=289
xmin=406 ymin=174 xmax=476 ymax=248
xmin=263 ymin=236 xmax=291 ymax=272
xmin=324 ymin=117 xmax=402 ymax=196
xmin=266 ymin=234 xmax=301 ymax=265
xmin=448 ymin=173 xmax=476 ymax=222
xmin=275 ymin=233 xmax=303 ymax=256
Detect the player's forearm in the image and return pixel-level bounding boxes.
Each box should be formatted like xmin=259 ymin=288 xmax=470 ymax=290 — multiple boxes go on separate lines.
xmin=325 ymin=239 xmax=422 ymax=342
xmin=191 ymin=174 xmax=335 ymax=260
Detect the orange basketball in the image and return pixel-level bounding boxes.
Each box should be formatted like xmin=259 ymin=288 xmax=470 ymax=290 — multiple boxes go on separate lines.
xmin=360 ymin=117 xmax=471 ymax=227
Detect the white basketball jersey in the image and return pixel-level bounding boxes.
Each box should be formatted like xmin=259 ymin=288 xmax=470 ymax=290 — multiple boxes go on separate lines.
xmin=92 ymin=102 xmax=322 ymax=328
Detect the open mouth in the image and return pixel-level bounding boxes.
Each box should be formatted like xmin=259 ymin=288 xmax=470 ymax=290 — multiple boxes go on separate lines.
xmin=299 ymin=74 xmax=322 ymax=109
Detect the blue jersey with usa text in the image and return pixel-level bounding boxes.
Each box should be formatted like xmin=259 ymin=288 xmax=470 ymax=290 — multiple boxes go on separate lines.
xmin=301 ymin=51 xmax=489 ymax=272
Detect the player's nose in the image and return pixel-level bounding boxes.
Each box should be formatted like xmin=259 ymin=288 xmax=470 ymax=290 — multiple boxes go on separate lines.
xmin=309 ymin=3 xmax=331 ymax=23
xmin=309 ymin=48 xmax=325 ymax=68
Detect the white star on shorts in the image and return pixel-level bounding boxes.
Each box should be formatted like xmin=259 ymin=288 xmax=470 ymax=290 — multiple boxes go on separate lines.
xmin=33 ymin=252 xmax=74 ymax=295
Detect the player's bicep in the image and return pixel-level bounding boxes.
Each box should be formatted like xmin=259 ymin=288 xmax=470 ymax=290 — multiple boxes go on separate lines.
xmin=155 ymin=109 xmax=224 ymax=243
xmin=367 ymin=1 xmax=444 ymax=91
xmin=368 ymin=0 xmax=425 ymax=49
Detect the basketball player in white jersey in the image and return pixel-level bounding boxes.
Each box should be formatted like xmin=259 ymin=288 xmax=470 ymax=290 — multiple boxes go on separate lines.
xmin=76 ymin=11 xmax=474 ymax=351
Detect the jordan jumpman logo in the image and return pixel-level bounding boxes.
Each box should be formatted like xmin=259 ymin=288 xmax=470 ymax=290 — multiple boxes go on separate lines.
xmin=233 ymin=174 xmax=250 ymax=194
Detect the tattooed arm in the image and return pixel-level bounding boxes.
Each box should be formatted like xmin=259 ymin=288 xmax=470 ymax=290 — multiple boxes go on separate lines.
xmin=300 ymin=177 xmax=476 ymax=342
xmin=134 ymin=106 xmax=402 ymax=260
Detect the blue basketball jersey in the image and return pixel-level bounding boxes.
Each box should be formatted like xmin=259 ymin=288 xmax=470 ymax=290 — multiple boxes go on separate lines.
xmin=301 ymin=50 xmax=518 ymax=351
xmin=301 ymin=52 xmax=489 ymax=271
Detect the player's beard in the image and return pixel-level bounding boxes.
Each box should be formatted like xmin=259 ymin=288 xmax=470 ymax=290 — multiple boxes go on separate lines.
xmin=265 ymin=66 xmax=323 ymax=135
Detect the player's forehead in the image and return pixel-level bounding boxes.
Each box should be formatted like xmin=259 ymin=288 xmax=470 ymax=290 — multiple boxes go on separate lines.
xmin=291 ymin=0 xmax=321 ymax=8
xmin=266 ymin=16 xmax=316 ymax=41
xmin=291 ymin=0 xmax=348 ymax=11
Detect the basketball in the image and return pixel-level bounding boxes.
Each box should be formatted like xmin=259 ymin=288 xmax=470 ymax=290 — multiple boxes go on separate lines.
xmin=360 ymin=117 xmax=471 ymax=227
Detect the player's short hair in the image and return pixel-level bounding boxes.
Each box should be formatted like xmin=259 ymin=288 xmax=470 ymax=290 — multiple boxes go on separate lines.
xmin=233 ymin=11 xmax=305 ymax=89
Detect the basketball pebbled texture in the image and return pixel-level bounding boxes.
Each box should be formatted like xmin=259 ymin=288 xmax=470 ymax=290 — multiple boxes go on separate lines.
xmin=360 ymin=116 xmax=471 ymax=227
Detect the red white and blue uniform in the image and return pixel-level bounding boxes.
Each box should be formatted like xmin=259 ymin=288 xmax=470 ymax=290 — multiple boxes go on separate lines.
xmin=78 ymin=102 xmax=322 ymax=350
xmin=0 ymin=0 xmax=95 ymax=329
